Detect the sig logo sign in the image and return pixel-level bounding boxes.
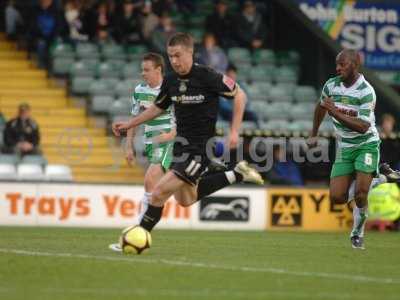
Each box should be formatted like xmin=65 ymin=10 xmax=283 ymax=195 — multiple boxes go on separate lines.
xmin=200 ymin=196 xmax=249 ymax=222
xmin=268 ymin=189 xmax=353 ymax=231
xmin=298 ymin=1 xmax=400 ymax=70
xmin=271 ymin=195 xmax=302 ymax=226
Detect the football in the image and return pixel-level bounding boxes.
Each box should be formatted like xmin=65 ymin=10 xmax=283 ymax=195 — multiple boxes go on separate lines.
xmin=120 ymin=225 xmax=152 ymax=254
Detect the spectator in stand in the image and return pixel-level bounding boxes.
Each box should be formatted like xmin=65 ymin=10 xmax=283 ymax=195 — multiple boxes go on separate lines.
xmin=150 ymin=12 xmax=176 ymax=54
xmin=219 ymin=64 xmax=259 ymax=125
xmin=205 ymin=0 xmax=234 ymax=49
xmin=114 ymin=0 xmax=143 ymax=45
xmin=234 ymin=0 xmax=266 ymax=51
xmin=64 ymin=0 xmax=88 ymax=43
xmin=196 ymin=32 xmax=228 ymax=74
xmin=151 ymin=0 xmax=174 ymax=17
xmin=139 ymin=0 xmax=159 ymax=43
xmin=3 ymin=103 xmax=40 ymax=156
xmin=5 ymin=0 xmax=23 ymax=40
xmin=82 ymin=0 xmax=115 ymax=42
xmin=379 ymin=113 xmax=400 ymax=169
xmin=28 ymin=0 xmax=66 ymax=68
xmin=268 ymin=144 xmax=304 ymax=186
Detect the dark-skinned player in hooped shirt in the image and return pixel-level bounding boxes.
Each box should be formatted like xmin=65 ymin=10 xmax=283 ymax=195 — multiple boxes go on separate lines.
xmin=112 ymin=32 xmax=263 ymax=233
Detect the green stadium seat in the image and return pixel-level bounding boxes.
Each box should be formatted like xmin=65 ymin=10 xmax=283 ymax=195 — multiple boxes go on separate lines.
xmin=52 ymin=57 xmax=75 ymax=76
xmin=289 ymin=103 xmax=315 ymax=120
xmin=126 ymin=45 xmax=148 ymax=61
xmin=96 ymin=61 xmax=121 ymax=79
xmin=249 ymin=65 xmax=275 ymax=83
xmin=115 ymin=80 xmax=134 ymax=98
xmin=92 ymin=95 xmax=114 ymax=114
xmin=294 ymin=85 xmax=318 ymax=103
xmin=288 ymin=120 xmax=313 ymax=132
xmin=109 ymin=97 xmax=132 ymax=116
xmin=245 ymin=83 xmax=269 ymax=101
xmin=51 ymin=42 xmax=74 ymax=59
xmin=122 ymin=61 xmax=142 ymax=79
xmin=263 ymin=119 xmax=290 ymax=131
xmin=188 ymin=28 xmax=204 ymax=43
xmin=75 ymin=42 xmax=100 ymax=59
xmin=263 ymin=102 xmax=291 ymax=120
xmin=0 ymin=154 xmax=20 ymax=165
xmin=253 ymin=49 xmax=275 ymax=65
xmin=101 ymin=43 xmax=126 ymax=60
xmin=268 ymin=85 xmax=293 ymax=102
xmin=276 ymin=50 xmax=300 ymax=66
xmin=71 ymin=76 xmax=94 ymax=95
xmin=70 ymin=59 xmax=98 ymax=77
xmin=274 ymin=66 xmax=298 ymax=84
xmin=228 ymin=47 xmax=252 ymax=63
xmin=320 ymin=120 xmax=334 ymax=133
xmin=89 ymin=79 xmax=115 ymax=96
xmin=20 ymin=155 xmax=47 ymax=166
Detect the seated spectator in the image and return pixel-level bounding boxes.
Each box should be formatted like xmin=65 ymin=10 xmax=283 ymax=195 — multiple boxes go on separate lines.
xmin=268 ymin=144 xmax=304 ymax=186
xmin=150 ymin=12 xmax=176 ymax=54
xmin=196 ymin=32 xmax=228 ymax=74
xmin=139 ymin=0 xmax=159 ymax=42
xmin=379 ymin=113 xmax=400 ymax=169
xmin=205 ymin=0 xmax=235 ymax=49
xmin=219 ymin=64 xmax=259 ymax=125
xmin=234 ymin=0 xmax=266 ymax=50
xmin=114 ymin=0 xmax=143 ymax=45
xmin=64 ymin=0 xmax=88 ymax=43
xmin=3 ymin=103 xmax=41 ymax=156
xmin=28 ymin=0 xmax=66 ymax=68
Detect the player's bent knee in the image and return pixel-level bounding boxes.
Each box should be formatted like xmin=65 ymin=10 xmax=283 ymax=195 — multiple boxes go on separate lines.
xmin=151 ymin=188 xmax=168 ymax=207
xmin=355 ymin=190 xmax=368 ymax=202
xmin=330 ymin=193 xmax=348 ymax=204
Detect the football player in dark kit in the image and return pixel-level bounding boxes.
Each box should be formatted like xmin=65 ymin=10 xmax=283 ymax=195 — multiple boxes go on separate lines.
xmin=113 ymin=32 xmax=263 ymax=233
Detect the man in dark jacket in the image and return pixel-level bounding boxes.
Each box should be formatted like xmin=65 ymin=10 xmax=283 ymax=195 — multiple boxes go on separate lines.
xmin=205 ymin=0 xmax=235 ymax=49
xmin=3 ymin=103 xmax=40 ymax=155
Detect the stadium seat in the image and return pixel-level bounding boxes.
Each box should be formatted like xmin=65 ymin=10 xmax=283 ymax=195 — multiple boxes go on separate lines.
xmin=294 ymin=85 xmax=318 ymax=103
xmin=263 ymin=119 xmax=290 ymax=131
xmin=52 ymin=57 xmax=75 ymax=76
xmin=246 ymin=83 xmax=269 ymax=101
xmin=126 ymin=45 xmax=147 ymax=61
xmin=263 ymin=102 xmax=291 ymax=120
xmin=17 ymin=164 xmax=45 ymax=181
xmin=251 ymin=101 xmax=269 ymax=118
xmin=290 ymin=103 xmax=315 ymax=120
xmin=0 ymin=154 xmax=20 ymax=165
xmin=268 ymin=86 xmax=293 ymax=102
xmin=319 ymin=120 xmax=335 ymax=133
xmin=75 ymin=42 xmax=100 ymax=59
xmin=288 ymin=120 xmax=313 ymax=131
xmin=252 ymin=49 xmax=275 ymax=65
xmin=228 ymin=47 xmax=252 ymax=63
xmin=71 ymin=76 xmax=94 ymax=95
xmin=21 ymin=155 xmax=47 ymax=166
xmin=216 ymin=120 xmax=229 ymax=131
xmin=45 ymin=164 xmax=73 ymax=182
xmin=51 ymin=42 xmax=74 ymax=59
xmin=91 ymin=95 xmax=114 ymax=114
xmin=115 ymin=80 xmax=134 ymax=98
xmin=70 ymin=60 xmax=98 ymax=77
xmin=248 ymin=65 xmax=275 ymax=83
xmin=122 ymin=61 xmax=142 ymax=79
xmin=0 ymin=164 xmax=17 ymax=180
xmin=276 ymin=50 xmax=300 ymax=66
xmin=109 ymin=97 xmax=132 ymax=116
xmin=89 ymin=79 xmax=115 ymax=97
xmin=96 ymin=61 xmax=121 ymax=78
xmin=274 ymin=66 xmax=298 ymax=84
xmin=101 ymin=43 xmax=126 ymax=60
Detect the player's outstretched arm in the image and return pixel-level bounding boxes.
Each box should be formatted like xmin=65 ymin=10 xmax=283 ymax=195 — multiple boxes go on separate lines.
xmin=112 ymin=104 xmax=164 ymax=136
xmin=229 ymin=86 xmax=246 ymax=149
xmin=307 ymin=102 xmax=327 ymax=148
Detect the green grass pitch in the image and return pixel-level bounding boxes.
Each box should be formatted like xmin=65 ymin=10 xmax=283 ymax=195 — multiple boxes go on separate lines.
xmin=0 ymin=227 xmax=399 ymax=300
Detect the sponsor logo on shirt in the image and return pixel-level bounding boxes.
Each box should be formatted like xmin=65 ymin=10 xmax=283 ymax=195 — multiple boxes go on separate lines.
xmin=222 ymin=75 xmax=236 ymax=91
xmin=171 ymin=94 xmax=205 ymax=104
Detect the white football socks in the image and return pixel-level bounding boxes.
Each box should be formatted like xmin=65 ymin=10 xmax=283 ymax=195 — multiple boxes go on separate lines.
xmin=138 ymin=192 xmax=151 ymax=223
xmin=351 ymin=206 xmax=368 ymax=238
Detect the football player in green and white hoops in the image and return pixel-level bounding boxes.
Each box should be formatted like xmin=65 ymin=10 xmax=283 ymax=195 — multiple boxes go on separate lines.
xmin=110 ymin=53 xmax=175 ymax=252
xmin=309 ymin=49 xmax=400 ymax=249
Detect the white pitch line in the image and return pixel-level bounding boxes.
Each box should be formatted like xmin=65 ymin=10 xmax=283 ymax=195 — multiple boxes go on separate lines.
xmin=0 ymin=248 xmax=398 ymax=285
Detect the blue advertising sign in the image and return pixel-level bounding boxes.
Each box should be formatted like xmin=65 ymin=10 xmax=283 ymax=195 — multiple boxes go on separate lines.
xmin=296 ymin=0 xmax=400 ymax=70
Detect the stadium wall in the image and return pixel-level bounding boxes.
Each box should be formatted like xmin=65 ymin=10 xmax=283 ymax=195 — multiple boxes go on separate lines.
xmin=0 ymin=183 xmax=352 ymax=231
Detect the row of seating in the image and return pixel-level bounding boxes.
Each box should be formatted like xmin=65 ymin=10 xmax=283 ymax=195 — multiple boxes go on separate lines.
xmin=0 ymin=163 xmax=73 ymax=181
